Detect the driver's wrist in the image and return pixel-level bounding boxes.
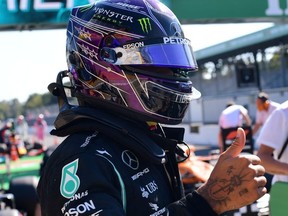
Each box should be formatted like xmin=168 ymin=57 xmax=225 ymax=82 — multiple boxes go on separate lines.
xmin=196 ymin=184 xmax=223 ymax=215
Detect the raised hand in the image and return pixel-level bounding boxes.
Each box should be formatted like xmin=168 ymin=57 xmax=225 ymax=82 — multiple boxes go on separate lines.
xmin=196 ymin=128 xmax=267 ymax=215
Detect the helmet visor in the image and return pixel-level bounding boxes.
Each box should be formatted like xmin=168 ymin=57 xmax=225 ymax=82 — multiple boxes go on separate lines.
xmin=109 ymin=37 xmax=197 ymax=69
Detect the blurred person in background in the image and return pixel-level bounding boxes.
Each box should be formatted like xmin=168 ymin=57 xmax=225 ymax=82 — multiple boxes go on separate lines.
xmin=33 ymin=114 xmax=47 ymax=146
xmin=218 ymin=101 xmax=252 ymax=152
xmin=0 ymin=120 xmax=13 ymax=154
xmin=257 ymin=100 xmax=288 ymax=188
xmin=0 ymin=120 xmax=13 ymax=144
xmin=253 ymin=92 xmax=280 ymax=136
xmin=15 ymin=115 xmax=29 ymax=145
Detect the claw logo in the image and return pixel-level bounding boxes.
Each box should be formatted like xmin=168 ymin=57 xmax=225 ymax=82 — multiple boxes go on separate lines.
xmin=138 ymin=18 xmax=152 ymax=33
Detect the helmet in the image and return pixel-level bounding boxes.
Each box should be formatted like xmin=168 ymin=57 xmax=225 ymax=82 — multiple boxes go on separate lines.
xmin=66 ymin=0 xmax=200 ymax=124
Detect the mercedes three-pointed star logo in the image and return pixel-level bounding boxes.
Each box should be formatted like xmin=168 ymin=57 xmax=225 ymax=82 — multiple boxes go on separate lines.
xmin=121 ymin=150 xmax=139 ymax=170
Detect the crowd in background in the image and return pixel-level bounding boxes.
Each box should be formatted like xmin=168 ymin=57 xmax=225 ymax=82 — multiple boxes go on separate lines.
xmin=0 ymin=113 xmax=48 ymax=157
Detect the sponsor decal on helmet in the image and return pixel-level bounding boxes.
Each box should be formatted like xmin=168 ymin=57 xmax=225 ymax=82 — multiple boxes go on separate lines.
xmin=116 ymin=2 xmax=143 ymax=11
xmin=163 ymin=37 xmax=190 ymax=45
xmin=93 ymin=14 xmax=123 ymax=26
xmin=170 ymin=22 xmax=183 ymax=37
xmin=138 ymin=18 xmax=152 ymax=33
xmin=123 ymin=41 xmax=145 ymax=49
xmin=94 ymin=7 xmax=134 ymax=23
xmin=78 ymin=4 xmax=94 ymax=12
xmin=60 ymin=159 xmax=80 ymax=199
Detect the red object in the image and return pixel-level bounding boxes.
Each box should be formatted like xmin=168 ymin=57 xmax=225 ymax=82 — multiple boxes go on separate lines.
xmin=10 ymin=144 xmax=19 ymax=161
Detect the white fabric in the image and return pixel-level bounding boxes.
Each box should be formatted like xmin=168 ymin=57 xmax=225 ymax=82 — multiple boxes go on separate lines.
xmin=257 ymin=100 xmax=288 ymax=184
xmin=256 ymin=101 xmax=280 ymax=125
xmin=219 ymin=105 xmax=248 ymax=129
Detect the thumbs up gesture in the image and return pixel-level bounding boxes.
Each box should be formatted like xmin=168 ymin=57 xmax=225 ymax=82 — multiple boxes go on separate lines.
xmin=196 ymin=128 xmax=267 ymax=215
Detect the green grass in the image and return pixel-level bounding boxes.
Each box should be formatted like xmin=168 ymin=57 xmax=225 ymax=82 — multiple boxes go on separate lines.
xmin=0 ymin=155 xmax=42 ymax=190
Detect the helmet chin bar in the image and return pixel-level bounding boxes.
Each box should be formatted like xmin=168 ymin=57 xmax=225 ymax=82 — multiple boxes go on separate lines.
xmin=48 ymin=70 xmax=77 ymax=112
xmin=74 ymin=93 xmax=185 ymax=125
xmin=47 ymin=71 xmax=188 ymax=125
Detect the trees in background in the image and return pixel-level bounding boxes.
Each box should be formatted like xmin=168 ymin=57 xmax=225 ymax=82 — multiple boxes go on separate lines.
xmin=0 ymin=92 xmax=57 ymax=120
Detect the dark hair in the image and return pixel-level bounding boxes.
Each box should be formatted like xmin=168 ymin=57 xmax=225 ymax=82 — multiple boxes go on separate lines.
xmin=257 ymin=92 xmax=269 ymax=102
xmin=226 ymin=101 xmax=235 ymax=108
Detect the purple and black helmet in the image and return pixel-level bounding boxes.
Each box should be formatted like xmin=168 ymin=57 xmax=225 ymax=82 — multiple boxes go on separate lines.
xmin=66 ymin=0 xmax=201 ymax=124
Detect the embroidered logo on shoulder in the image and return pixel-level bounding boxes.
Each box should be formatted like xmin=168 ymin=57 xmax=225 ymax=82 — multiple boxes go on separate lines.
xmin=80 ymin=132 xmax=98 ymax=148
xmin=96 ymin=149 xmax=112 ymax=157
xmin=60 ymin=159 xmax=80 ymax=199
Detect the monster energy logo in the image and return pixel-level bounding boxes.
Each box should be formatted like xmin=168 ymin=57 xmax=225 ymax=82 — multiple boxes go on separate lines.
xmin=138 ymin=18 xmax=152 ymax=33
xmin=79 ymin=4 xmax=93 ymax=12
